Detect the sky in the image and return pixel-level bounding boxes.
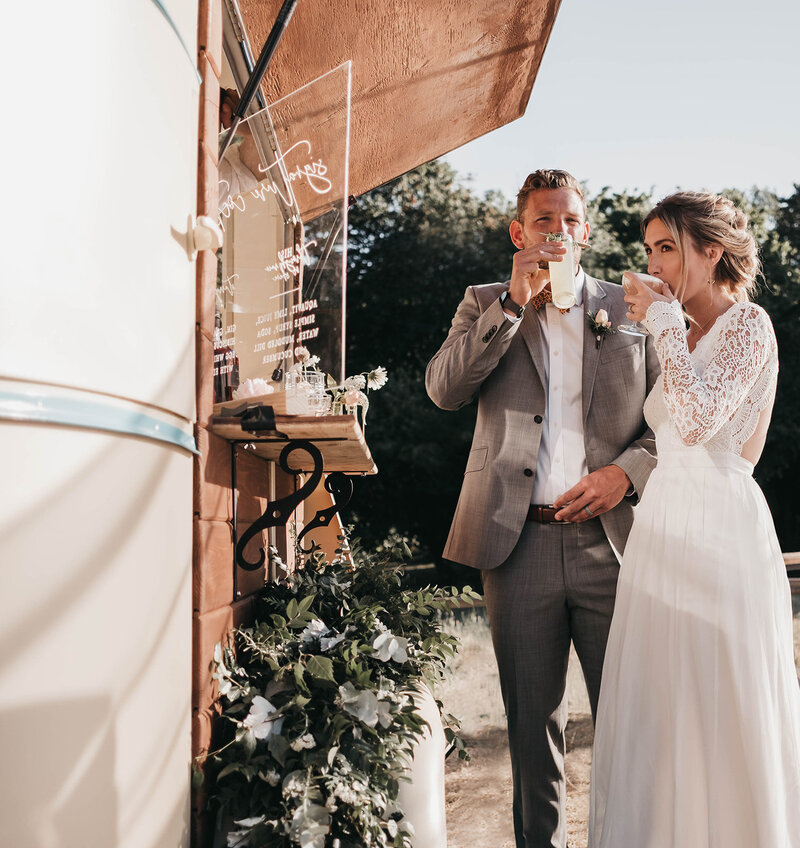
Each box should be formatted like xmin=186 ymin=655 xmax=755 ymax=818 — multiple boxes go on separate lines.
xmin=444 ymin=0 xmax=800 ymax=203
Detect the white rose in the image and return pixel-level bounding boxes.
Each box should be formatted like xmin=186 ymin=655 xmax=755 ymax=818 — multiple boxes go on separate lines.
xmin=595 ymin=308 xmax=611 ymax=327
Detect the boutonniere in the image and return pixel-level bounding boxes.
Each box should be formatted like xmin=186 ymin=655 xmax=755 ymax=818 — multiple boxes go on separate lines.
xmin=587 ymin=308 xmax=616 ymax=348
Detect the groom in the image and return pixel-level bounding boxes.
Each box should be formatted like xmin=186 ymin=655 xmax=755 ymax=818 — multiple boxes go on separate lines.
xmin=426 ymin=169 xmax=659 ymax=848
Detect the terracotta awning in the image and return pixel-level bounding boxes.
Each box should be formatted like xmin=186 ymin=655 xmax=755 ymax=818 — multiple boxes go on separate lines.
xmin=238 ymin=0 xmax=563 ymax=197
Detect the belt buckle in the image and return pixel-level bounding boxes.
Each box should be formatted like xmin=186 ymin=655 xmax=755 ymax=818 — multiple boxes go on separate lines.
xmin=546 ymin=503 xmax=571 ymax=526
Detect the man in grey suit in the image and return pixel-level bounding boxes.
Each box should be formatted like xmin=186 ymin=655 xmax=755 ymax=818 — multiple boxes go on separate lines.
xmin=426 ymin=170 xmax=659 ymax=848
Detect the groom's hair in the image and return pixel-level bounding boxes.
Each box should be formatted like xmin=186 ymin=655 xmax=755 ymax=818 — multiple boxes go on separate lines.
xmin=516 ymin=169 xmax=586 ymax=222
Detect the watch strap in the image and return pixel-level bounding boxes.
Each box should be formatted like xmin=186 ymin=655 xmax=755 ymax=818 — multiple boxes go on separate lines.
xmin=500 ymin=291 xmax=525 ymax=318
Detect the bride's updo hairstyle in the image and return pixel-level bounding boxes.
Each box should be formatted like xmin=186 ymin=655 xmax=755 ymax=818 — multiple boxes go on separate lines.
xmin=641 ymin=192 xmax=760 ymax=302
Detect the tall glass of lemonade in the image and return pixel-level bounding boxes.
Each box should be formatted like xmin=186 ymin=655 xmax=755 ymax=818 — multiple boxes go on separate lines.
xmin=547 ymin=233 xmax=577 ymax=309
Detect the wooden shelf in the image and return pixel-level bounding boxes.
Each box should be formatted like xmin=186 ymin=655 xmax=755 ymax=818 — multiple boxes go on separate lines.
xmin=214 ymin=390 xmax=287 ymax=415
xmin=209 ymin=410 xmax=377 ymax=475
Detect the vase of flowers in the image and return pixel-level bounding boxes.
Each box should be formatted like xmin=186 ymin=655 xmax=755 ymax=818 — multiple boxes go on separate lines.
xmin=329 ymin=366 xmax=388 ymax=428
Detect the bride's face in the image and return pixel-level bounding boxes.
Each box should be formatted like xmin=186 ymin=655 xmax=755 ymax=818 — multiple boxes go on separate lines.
xmin=644 ymin=217 xmax=707 ymax=302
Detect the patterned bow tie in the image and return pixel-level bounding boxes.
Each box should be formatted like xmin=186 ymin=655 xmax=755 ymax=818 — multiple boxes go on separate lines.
xmin=530 ymin=287 xmax=570 ymax=314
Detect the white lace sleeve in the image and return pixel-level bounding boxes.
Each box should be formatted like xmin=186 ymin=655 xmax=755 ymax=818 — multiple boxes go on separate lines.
xmin=643 ymin=300 xmax=777 ymax=446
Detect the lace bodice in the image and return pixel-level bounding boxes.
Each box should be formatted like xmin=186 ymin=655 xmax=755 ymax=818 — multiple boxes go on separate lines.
xmin=642 ymin=299 xmax=778 ymax=457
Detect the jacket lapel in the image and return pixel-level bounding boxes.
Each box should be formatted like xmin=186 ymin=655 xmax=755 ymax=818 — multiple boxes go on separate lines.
xmin=518 ymin=305 xmax=547 ymax=388
xmin=582 ymin=275 xmax=606 ymax=422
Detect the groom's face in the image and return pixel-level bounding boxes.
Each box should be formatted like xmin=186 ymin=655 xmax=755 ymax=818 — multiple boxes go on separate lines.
xmin=518 ymin=188 xmax=590 ymax=270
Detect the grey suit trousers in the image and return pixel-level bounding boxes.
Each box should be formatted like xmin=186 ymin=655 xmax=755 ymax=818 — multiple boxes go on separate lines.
xmin=482 ymin=517 xmax=620 ymax=848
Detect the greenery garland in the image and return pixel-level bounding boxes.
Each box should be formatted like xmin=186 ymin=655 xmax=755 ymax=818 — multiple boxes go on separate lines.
xmin=200 ymin=536 xmax=480 ymax=848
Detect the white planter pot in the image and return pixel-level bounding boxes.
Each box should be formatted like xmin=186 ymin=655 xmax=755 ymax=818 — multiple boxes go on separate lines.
xmin=396 ymin=684 xmax=448 ymax=848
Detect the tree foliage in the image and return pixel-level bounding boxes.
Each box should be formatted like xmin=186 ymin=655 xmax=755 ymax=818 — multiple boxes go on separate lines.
xmin=344 ymin=162 xmax=512 ymax=561
xmin=345 ymin=163 xmax=800 ymax=555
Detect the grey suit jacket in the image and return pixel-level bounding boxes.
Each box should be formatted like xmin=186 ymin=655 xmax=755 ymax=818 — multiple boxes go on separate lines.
xmin=425 ymin=275 xmax=660 ymax=569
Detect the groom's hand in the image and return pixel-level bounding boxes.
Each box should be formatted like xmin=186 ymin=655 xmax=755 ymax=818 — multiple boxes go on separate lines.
xmin=508 ymin=241 xmax=567 ymax=307
xmin=553 ymin=465 xmax=631 ymax=523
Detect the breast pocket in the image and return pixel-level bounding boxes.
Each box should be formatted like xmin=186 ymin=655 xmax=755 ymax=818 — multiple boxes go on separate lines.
xmin=464 ymin=446 xmax=488 ymax=474
xmin=600 ymin=340 xmax=642 ymax=365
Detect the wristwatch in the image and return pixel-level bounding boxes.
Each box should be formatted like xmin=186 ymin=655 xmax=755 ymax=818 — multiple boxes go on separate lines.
xmin=500 ymin=291 xmax=526 ymax=318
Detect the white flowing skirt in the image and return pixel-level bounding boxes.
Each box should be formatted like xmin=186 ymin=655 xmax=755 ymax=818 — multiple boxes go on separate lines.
xmin=589 ymin=451 xmax=800 ymax=848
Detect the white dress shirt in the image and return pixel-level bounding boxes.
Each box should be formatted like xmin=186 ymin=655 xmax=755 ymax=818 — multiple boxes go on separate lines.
xmin=505 ymin=269 xmax=589 ymax=505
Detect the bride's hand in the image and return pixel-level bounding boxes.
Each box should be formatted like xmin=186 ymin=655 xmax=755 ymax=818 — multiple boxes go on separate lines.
xmin=623 ymin=274 xmax=674 ymax=324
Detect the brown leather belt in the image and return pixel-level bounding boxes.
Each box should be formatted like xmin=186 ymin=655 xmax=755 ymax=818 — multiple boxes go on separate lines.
xmin=527 ymin=504 xmax=571 ymax=525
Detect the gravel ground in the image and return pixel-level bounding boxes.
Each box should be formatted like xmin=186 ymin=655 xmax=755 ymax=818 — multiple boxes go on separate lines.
xmin=437 ymin=604 xmax=800 ymax=848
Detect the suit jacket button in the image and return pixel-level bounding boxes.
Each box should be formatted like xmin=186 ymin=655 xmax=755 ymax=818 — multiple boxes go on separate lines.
xmin=534 ymin=415 xmax=543 ymax=424
xmin=523 ymin=468 xmax=533 ymax=477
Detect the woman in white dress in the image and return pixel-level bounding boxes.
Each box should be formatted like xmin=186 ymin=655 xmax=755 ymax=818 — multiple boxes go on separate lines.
xmin=588 ymin=192 xmax=800 ymax=848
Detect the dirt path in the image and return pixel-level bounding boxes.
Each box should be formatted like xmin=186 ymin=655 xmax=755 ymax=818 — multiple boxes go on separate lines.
xmin=436 ymin=611 xmax=594 ymax=848
xmin=444 ymin=717 xmax=593 ymax=848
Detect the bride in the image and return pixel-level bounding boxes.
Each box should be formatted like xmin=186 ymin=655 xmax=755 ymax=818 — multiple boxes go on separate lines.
xmin=588 ymin=192 xmax=800 ymax=847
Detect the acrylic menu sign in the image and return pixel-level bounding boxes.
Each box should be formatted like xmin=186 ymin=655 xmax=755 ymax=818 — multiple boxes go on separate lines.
xmin=214 ymin=62 xmax=352 ymax=404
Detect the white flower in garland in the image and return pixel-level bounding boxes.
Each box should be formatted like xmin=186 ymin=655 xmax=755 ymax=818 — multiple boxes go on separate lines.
xmin=300 ymin=619 xmax=329 ymax=643
xmin=375 ymin=700 xmax=393 ymax=729
xmin=282 ymin=770 xmax=307 ymax=798
xmin=333 ymin=782 xmax=361 ymax=805
xmin=290 ymin=732 xmax=317 ymax=751
xmin=339 ymin=680 xmax=391 ymax=727
xmin=372 ymin=631 xmax=409 ymax=664
xmin=242 ymin=695 xmax=284 ymax=740
xmin=320 ymin=631 xmax=346 ymax=652
xmin=212 ymin=643 xmax=245 ymax=698
xmin=259 ymin=768 xmax=281 ymax=786
xmin=289 ymin=802 xmax=331 ymax=848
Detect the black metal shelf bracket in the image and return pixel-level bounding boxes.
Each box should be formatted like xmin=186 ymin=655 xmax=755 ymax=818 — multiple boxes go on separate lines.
xmin=296 ymin=471 xmax=353 ymax=553
xmin=233 ymin=446 xmax=355 ymax=585
xmin=235 ymin=439 xmax=324 ymax=571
